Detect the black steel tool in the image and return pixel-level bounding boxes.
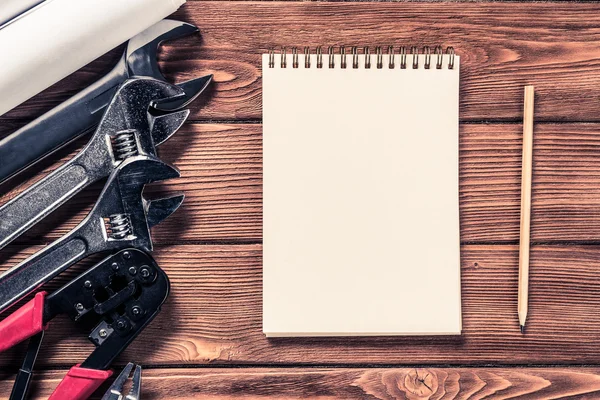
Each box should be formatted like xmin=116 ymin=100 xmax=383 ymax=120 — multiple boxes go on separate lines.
xmin=0 ymin=19 xmax=212 ymax=185
xmin=1 ymin=249 xmax=169 ymax=400
xmin=0 ymin=77 xmax=189 ymax=251
xmin=0 ymin=155 xmax=182 ymax=313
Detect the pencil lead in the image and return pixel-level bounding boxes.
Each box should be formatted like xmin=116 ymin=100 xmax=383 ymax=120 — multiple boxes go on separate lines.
xmin=520 ymin=325 xmax=525 ymax=334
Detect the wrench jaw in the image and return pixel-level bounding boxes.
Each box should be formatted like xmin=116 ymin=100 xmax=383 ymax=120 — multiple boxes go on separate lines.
xmin=126 ymin=20 xmax=199 ymax=80
xmin=153 ymin=74 xmax=213 ymax=112
xmin=98 ymin=77 xmax=185 ymax=137
xmin=150 ymin=109 xmax=190 ymax=146
xmin=125 ymin=19 xmax=213 ymax=112
xmin=91 ymin=77 xmax=188 ymax=166
xmin=91 ymin=156 xmax=182 ymax=253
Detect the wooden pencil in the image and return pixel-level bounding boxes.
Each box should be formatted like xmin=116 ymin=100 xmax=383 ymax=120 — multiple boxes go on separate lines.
xmin=518 ymin=85 xmax=535 ymax=334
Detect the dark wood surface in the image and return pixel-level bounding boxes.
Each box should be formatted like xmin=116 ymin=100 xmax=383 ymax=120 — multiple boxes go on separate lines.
xmin=3 ymin=367 xmax=600 ymax=399
xmin=2 ymin=1 xmax=600 ymax=398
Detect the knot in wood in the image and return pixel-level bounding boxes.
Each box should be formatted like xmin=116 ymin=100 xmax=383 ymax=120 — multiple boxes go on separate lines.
xmin=404 ymin=368 xmax=437 ymax=399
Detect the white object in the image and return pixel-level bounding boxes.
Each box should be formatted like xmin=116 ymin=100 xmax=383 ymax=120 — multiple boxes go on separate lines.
xmin=263 ymin=50 xmax=461 ymax=337
xmin=0 ymin=0 xmax=185 ymax=116
xmin=0 ymin=0 xmax=45 ymax=27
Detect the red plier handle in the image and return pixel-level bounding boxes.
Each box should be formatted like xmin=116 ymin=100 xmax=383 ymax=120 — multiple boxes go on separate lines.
xmin=0 ymin=292 xmax=48 ymax=352
xmin=0 ymin=292 xmax=112 ymax=399
xmin=48 ymin=365 xmax=112 ymax=400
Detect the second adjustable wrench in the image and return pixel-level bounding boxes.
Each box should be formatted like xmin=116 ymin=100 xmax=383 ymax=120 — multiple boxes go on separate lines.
xmin=0 ymin=77 xmax=189 ymax=250
xmin=0 ymin=155 xmax=182 ymax=313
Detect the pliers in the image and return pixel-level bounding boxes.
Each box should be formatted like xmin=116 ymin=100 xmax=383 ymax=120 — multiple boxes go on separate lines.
xmin=1 ymin=249 xmax=168 ymax=400
xmin=101 ymin=363 xmax=142 ymax=400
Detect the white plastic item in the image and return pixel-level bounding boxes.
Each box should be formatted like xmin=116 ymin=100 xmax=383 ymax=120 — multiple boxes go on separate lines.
xmin=0 ymin=0 xmax=45 ymax=27
xmin=0 ymin=0 xmax=186 ymax=116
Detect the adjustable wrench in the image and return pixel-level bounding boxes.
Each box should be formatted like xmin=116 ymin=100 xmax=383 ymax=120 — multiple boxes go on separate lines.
xmin=0 ymin=77 xmax=189 ymax=250
xmin=0 ymin=155 xmax=182 ymax=313
xmin=0 ymin=19 xmax=212 ymax=184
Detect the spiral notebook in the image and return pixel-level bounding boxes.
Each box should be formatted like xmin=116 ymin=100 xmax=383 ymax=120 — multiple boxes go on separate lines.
xmin=263 ymin=46 xmax=461 ymax=337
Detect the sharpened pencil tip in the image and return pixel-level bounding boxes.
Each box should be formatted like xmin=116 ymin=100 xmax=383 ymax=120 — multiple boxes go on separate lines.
xmin=520 ymin=325 xmax=525 ymax=334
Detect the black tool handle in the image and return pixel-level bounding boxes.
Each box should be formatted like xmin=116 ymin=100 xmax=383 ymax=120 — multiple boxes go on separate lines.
xmin=9 ymin=332 xmax=44 ymax=400
xmin=0 ymin=57 xmax=126 ymax=185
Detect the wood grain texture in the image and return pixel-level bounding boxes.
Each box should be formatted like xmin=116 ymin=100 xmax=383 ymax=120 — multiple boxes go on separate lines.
xmin=5 ymin=123 xmax=600 ymax=244
xmin=4 ymin=2 xmax=600 ymax=122
xmin=3 ymin=367 xmax=600 ymax=400
xmin=2 ymin=244 xmax=600 ymax=367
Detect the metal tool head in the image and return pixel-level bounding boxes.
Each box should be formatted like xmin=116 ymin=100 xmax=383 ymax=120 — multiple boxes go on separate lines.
xmin=80 ymin=77 xmax=191 ymax=172
xmin=101 ymin=363 xmax=141 ymax=400
xmin=125 ymin=19 xmax=213 ymax=111
xmin=99 ymin=77 xmax=186 ymax=154
xmin=91 ymin=156 xmax=182 ymax=253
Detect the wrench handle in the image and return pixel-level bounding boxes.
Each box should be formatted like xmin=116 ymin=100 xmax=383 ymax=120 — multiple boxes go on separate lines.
xmin=0 ymin=163 xmax=91 ymax=250
xmin=0 ymin=57 xmax=126 ymax=185
xmin=0 ymin=237 xmax=88 ymax=313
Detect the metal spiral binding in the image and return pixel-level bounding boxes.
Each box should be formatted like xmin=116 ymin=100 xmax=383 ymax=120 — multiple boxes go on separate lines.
xmin=268 ymin=49 xmax=275 ymax=68
xmin=388 ymin=46 xmax=395 ymax=69
xmin=292 ymin=47 xmax=299 ymax=68
xmin=269 ymin=46 xmax=456 ymax=69
xmin=108 ymin=214 xmax=132 ymax=239
xmin=328 ymin=46 xmax=335 ymax=68
xmin=423 ymin=46 xmax=431 ymax=69
xmin=112 ymin=130 xmax=138 ymax=161
xmin=304 ymin=47 xmax=310 ymax=68
xmin=400 ymin=46 xmax=407 ymax=69
xmin=435 ymin=46 xmax=444 ymax=69
xmin=410 ymin=46 xmax=418 ymax=69
xmin=447 ymin=46 xmax=455 ymax=69
xmin=316 ymin=46 xmax=323 ymax=68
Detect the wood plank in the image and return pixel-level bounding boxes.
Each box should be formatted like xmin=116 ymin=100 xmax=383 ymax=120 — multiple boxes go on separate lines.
xmin=5 ymin=2 xmax=600 ymax=122
xmin=3 ymin=244 xmax=600 ymax=366
xmin=4 ymin=123 xmax=600 ymax=244
xmin=3 ymin=367 xmax=600 ymax=399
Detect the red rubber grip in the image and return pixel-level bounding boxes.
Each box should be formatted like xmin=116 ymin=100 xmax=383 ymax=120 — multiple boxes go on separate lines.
xmin=49 ymin=365 xmax=112 ymax=400
xmin=0 ymin=291 xmax=47 ymax=352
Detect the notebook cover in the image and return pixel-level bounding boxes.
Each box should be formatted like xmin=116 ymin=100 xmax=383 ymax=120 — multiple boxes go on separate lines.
xmin=263 ymin=52 xmax=461 ymax=337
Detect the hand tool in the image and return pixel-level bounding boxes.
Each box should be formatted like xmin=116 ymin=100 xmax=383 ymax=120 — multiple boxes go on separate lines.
xmin=0 ymin=19 xmax=212 ymax=184
xmin=101 ymin=363 xmax=142 ymax=400
xmin=0 ymin=76 xmax=190 ymax=251
xmin=0 ymin=155 xmax=182 ymax=313
xmin=1 ymin=249 xmax=169 ymax=400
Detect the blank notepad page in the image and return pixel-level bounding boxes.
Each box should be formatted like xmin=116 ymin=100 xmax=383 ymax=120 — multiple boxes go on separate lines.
xmin=263 ymin=50 xmax=461 ymax=336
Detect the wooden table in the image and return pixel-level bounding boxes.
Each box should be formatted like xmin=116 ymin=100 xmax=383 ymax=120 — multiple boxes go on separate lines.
xmin=2 ymin=1 xmax=600 ymax=398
